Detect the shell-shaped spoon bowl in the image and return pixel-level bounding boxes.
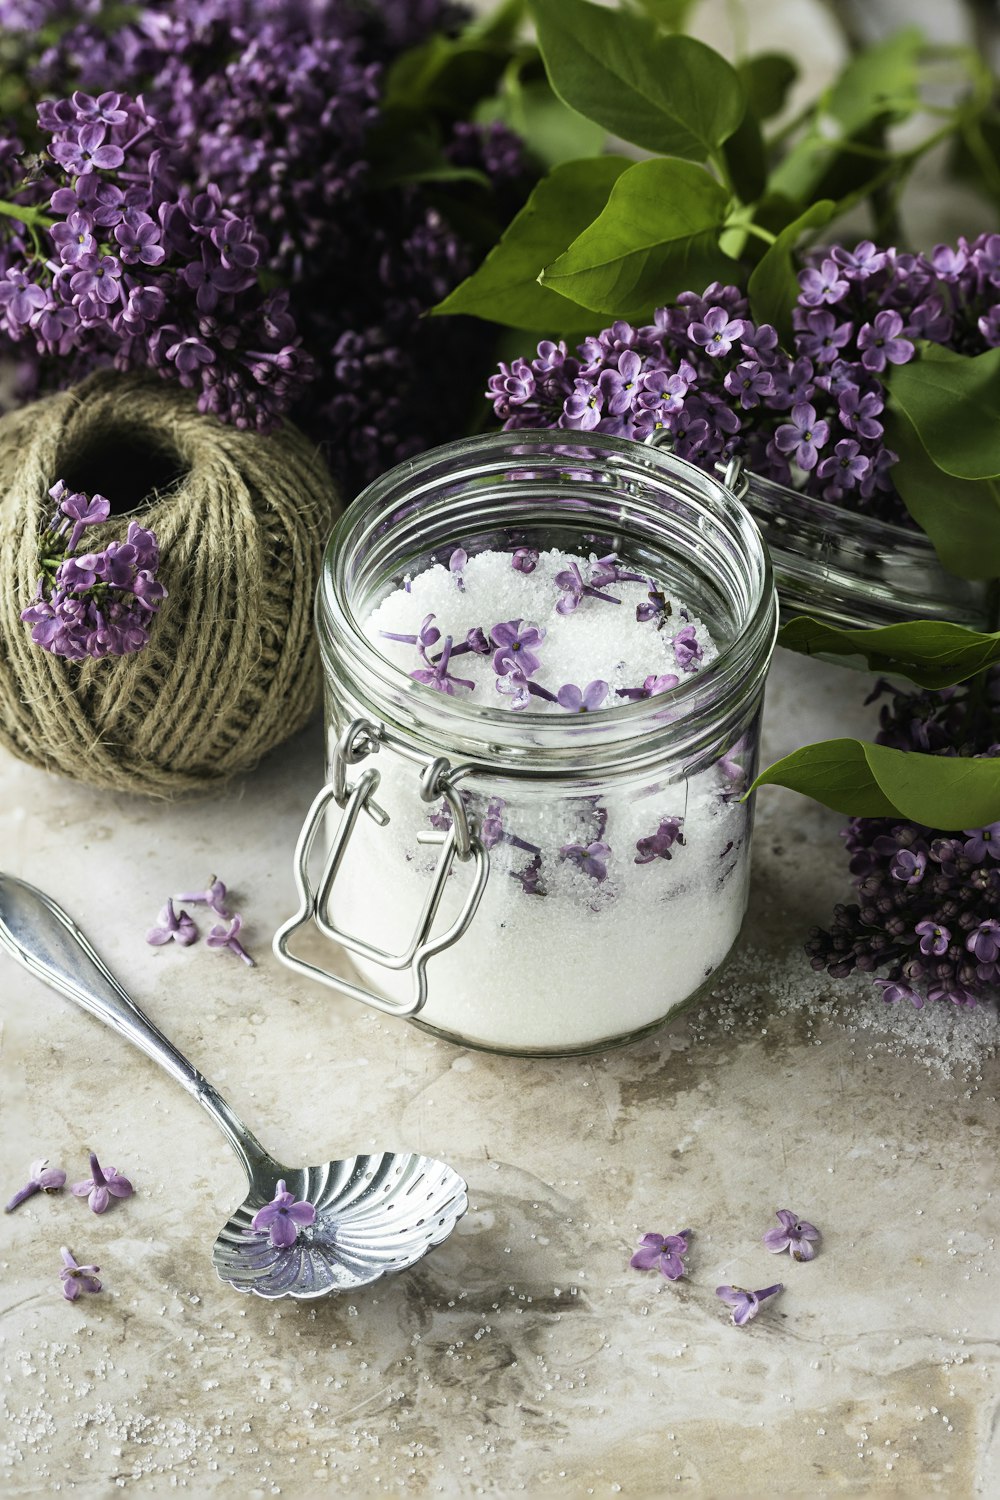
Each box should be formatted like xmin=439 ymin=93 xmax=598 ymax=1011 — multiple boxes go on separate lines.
xmin=214 ymin=1152 xmax=468 ymax=1299
xmin=0 ymin=874 xmax=469 ymax=1301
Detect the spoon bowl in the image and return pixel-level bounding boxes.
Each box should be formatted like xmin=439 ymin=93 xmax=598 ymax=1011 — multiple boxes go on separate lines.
xmin=215 ymin=1152 xmax=468 ymax=1299
xmin=0 ymin=874 xmax=468 ymax=1301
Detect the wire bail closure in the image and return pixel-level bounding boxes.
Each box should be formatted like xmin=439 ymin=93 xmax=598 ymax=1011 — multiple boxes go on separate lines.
xmin=643 ymin=427 xmax=749 ymax=502
xmin=272 ymin=716 xmax=489 ymax=1017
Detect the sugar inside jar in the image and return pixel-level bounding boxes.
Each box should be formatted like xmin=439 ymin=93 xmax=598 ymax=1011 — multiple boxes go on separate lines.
xmin=278 ymin=431 xmax=778 ymax=1055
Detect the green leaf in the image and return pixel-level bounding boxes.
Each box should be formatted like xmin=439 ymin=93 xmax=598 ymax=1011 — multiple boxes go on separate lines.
xmin=538 ymin=157 xmax=734 ymax=320
xmin=431 ymin=155 xmax=632 ymax=331
xmin=777 ymin=617 xmax=1000 ymax=689
xmin=528 ymin=0 xmax=744 ymax=159
xmin=887 ymin=343 xmax=1000 ymax=482
xmin=739 ymin=53 xmax=799 ymax=123
xmin=751 ymin=738 xmax=1000 ymax=829
xmin=746 ymin=200 xmax=836 ymax=342
xmin=825 ymin=26 xmax=923 ymax=135
xmin=883 ymin=406 xmax=1000 ymax=581
xmin=384 ymin=35 xmax=508 ymax=113
xmin=721 ymin=98 xmax=766 ymax=204
xmin=630 ymin=0 xmax=702 ymax=31
xmin=476 ymin=56 xmax=607 ymax=169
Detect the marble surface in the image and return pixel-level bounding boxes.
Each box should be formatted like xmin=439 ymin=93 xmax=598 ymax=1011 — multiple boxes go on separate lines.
xmin=1 ymin=647 xmax=999 ymax=1498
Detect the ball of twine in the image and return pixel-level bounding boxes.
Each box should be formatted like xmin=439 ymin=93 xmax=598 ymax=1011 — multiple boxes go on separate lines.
xmin=0 ymin=371 xmax=339 ymax=797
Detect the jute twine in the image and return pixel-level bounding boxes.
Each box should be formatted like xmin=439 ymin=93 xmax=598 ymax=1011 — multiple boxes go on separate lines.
xmin=0 ymin=371 xmax=339 ymax=797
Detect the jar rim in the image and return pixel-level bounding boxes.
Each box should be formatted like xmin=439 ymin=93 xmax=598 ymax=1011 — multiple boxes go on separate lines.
xmin=318 ymin=430 xmax=778 ymax=774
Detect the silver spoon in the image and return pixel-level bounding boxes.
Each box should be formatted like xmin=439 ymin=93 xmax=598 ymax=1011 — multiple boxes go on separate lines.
xmin=0 ymin=874 xmax=468 ymax=1300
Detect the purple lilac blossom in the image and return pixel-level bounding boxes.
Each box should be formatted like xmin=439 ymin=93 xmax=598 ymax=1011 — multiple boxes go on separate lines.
xmin=206 ymin=913 xmax=255 ymax=966
xmin=629 ymin=1229 xmax=691 ymax=1280
xmin=71 ymin=1152 xmax=133 ymax=1215
xmin=634 ymin=817 xmax=685 ymax=863
xmin=807 ymin=670 xmax=1000 ymax=1007
xmin=250 ymin=1179 xmax=316 ymax=1248
xmin=5 ymin=1157 xmax=66 ymax=1211
xmin=490 ymin=618 xmax=545 ymax=677
xmin=487 ymin=240 xmax=1000 ymax=525
xmin=763 ymin=1208 xmax=821 ymax=1261
xmin=21 ymin=481 xmax=166 ymax=662
xmin=59 ymin=1246 xmax=102 ymax=1300
xmin=0 ymin=2 xmax=530 ymax=493
xmin=147 ymin=898 xmax=198 ymax=947
xmin=411 ymin=635 xmax=475 ymax=695
xmin=556 ymin=680 xmax=609 ymax=713
xmin=715 ymin=1283 xmax=783 ymax=1326
xmin=175 ymin=876 xmax=230 ymax=915
xmin=559 ymin=839 xmax=612 ymax=882
xmin=511 ymin=547 xmax=538 ymax=573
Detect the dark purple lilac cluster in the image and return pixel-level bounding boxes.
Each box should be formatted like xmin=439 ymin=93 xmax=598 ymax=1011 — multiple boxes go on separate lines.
xmin=487 ymin=236 xmax=1000 ymax=524
xmin=0 ymin=1 xmax=528 ymax=491
xmin=20 ymin=479 xmax=166 ymax=659
xmin=807 ymin=672 xmax=1000 ymax=1008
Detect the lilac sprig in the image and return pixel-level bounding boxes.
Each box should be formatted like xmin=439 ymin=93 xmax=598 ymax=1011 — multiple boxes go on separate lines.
xmin=21 ymin=479 xmax=166 ymax=661
xmin=488 ymin=238 xmax=1000 ymax=525
xmin=807 ymin=669 xmax=1000 ymax=1008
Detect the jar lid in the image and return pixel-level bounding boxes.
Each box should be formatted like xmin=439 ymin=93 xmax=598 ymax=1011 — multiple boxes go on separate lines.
xmin=318 ymin=431 xmax=778 ymax=778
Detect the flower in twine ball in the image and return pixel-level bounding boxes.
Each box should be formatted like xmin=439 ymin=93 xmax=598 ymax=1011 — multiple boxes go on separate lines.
xmin=0 ymin=371 xmax=339 ymax=797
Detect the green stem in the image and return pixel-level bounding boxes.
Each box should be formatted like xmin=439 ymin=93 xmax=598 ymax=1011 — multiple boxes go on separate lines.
xmin=0 ymin=198 xmax=54 ymax=230
xmin=740 ymin=221 xmax=778 ymax=247
xmin=709 ymin=148 xmax=736 ymax=200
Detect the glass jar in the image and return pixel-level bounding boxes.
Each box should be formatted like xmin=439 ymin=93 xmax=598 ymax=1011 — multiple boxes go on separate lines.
xmin=275 ymin=431 xmax=777 ymax=1056
xmin=743 ymin=470 xmax=997 ymax=632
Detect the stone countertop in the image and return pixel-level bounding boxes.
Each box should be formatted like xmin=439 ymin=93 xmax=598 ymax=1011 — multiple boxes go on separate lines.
xmin=1 ymin=646 xmax=998 ymax=1497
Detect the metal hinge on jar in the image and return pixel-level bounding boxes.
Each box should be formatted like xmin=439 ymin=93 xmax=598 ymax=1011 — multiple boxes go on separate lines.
xmin=272 ymin=716 xmax=490 ymax=1017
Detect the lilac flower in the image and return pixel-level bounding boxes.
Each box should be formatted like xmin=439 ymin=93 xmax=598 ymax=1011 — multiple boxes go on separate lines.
xmin=449 ymin=547 xmax=467 ymax=591
xmin=635 ymin=586 xmax=672 ymax=626
xmin=915 ymin=920 xmax=951 ymax=956
xmin=891 ymin=848 xmax=927 ymax=885
xmin=963 ymin=823 xmax=1000 ymax=862
xmin=831 ymin=240 xmax=886 ymax=277
xmin=206 ymin=913 xmax=255 ymax=967
xmin=689 ymin=306 xmax=745 ymax=357
xmin=50 ymin=123 xmax=124 ymax=175
xmin=798 ymin=258 xmax=849 ymax=306
xmin=554 ymin=559 xmax=620 ymax=614
xmin=57 ymin=488 xmax=110 ymax=552
xmin=380 ymin=613 xmax=440 ymax=650
xmin=5 ymin=1158 xmax=67 ymax=1212
xmin=250 ymin=1180 xmax=316 ymax=1248
xmin=559 ymin=840 xmax=612 ymax=882
xmin=635 ymin=817 xmax=685 ymax=863
xmin=629 ymin=1229 xmax=691 ymax=1280
xmin=837 ymin=388 xmax=884 ymax=440
xmin=774 ymin=403 xmax=830 ymax=472
xmin=59 ymin=1247 xmax=102 ymax=1301
xmin=557 ymin=681 xmax=609 ymax=713
xmin=817 ymin=439 xmax=869 ymax=488
xmin=175 ymin=876 xmax=230 ymax=916
xmin=490 ymin=618 xmax=545 ymax=677
xmin=723 ymin=360 xmax=772 ymax=409
xmin=874 ymin=978 xmax=922 ymax=1007
xmin=763 ymin=1208 xmax=821 ymax=1261
xmin=512 ymin=547 xmax=539 ymax=573
xmin=966 ymin=920 xmax=1000 ymax=963
xmin=857 ymin=310 xmax=914 ymax=372
xmin=411 ymin=636 xmax=475 ymax=695
xmin=72 ymin=1152 xmax=133 ymax=1215
xmin=671 ymin=624 xmax=704 ymax=673
xmin=617 ymin=673 xmax=680 ymax=701
xmin=715 ymin=1283 xmax=783 ymax=1326
xmin=796 ymin=310 xmax=852 ymax=365
xmin=495 ymin=666 xmax=531 ymax=710
xmin=147 ymin=898 xmax=198 ymax=947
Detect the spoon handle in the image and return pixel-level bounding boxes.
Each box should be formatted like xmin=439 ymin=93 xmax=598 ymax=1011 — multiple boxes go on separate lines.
xmin=0 ymin=873 xmax=273 ymax=1182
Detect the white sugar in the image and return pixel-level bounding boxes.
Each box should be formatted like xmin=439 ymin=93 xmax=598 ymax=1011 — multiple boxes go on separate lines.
xmin=365 ymin=547 xmax=717 ymax=705
xmin=332 ymin=546 xmax=750 ymax=1052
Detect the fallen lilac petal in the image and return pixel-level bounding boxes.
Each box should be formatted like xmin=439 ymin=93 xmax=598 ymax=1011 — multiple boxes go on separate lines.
xmin=763 ymin=1208 xmax=821 ymax=1260
xmin=72 ymin=1152 xmax=133 ymax=1215
xmin=146 ymin=898 xmax=198 ymax=947
xmin=206 ymin=913 xmax=255 ymax=967
xmin=59 ymin=1245 xmax=102 ymax=1301
xmin=5 ymin=1158 xmax=67 ymax=1212
xmin=716 ymin=1282 xmax=783 ymax=1325
xmin=175 ymin=876 xmax=230 ymax=915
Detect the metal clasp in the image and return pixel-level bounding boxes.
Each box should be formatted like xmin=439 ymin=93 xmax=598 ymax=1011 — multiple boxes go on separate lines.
xmin=272 ymin=717 xmax=490 ymax=1017
xmin=642 ymin=428 xmax=749 ymax=501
